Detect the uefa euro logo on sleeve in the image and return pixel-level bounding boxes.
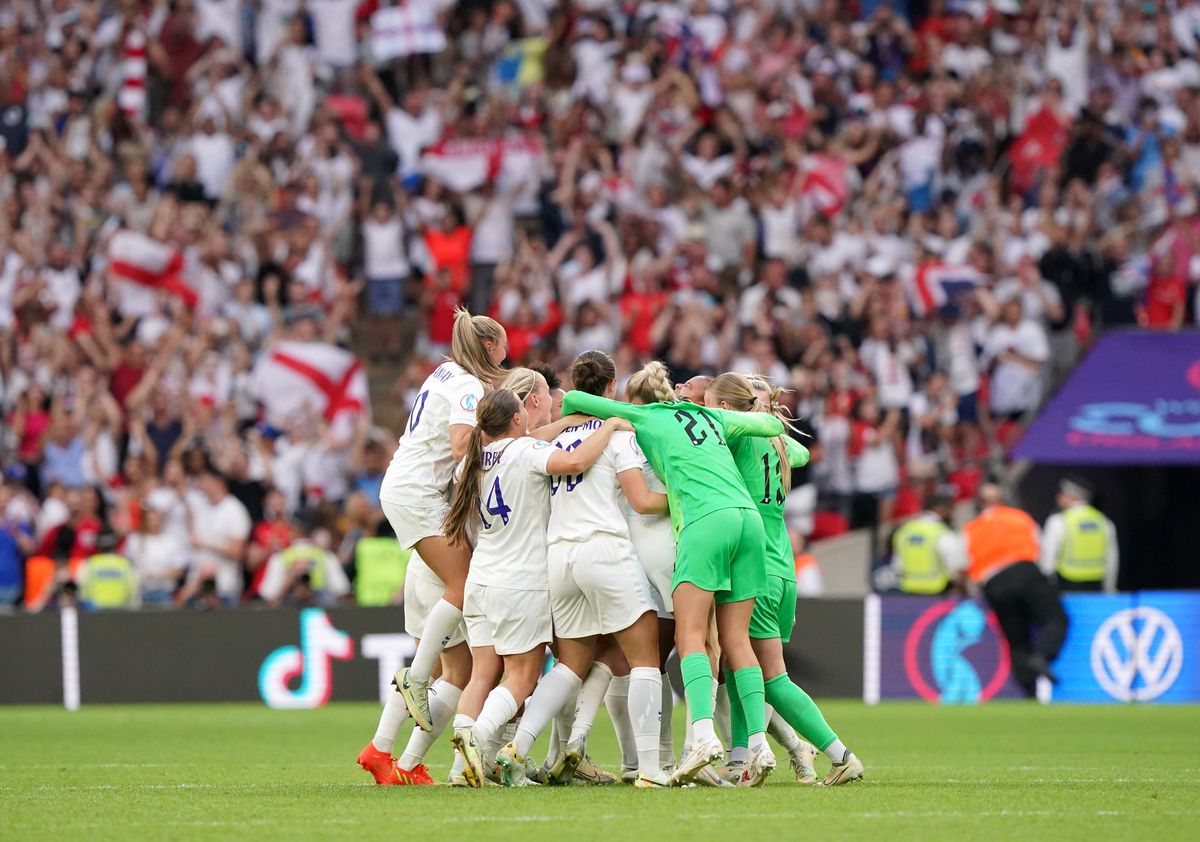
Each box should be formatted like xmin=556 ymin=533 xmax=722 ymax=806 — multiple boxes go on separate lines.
xmin=1090 ymin=607 xmax=1184 ymax=702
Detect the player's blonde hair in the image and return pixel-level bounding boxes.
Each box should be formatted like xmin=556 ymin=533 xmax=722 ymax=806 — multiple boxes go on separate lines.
xmin=450 ymin=308 xmax=507 ymax=387
xmin=708 ymin=372 xmax=793 ymax=494
xmin=625 ymin=361 xmax=674 ymax=405
xmin=500 ymin=367 xmax=547 ymax=404
xmin=443 ymin=389 xmax=522 ymax=547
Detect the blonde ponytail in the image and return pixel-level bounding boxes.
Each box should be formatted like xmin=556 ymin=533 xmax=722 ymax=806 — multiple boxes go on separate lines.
xmin=501 ymin=367 xmax=546 ymax=403
xmin=625 ymin=361 xmax=675 ymax=404
xmin=442 ymin=389 xmax=522 ymax=546
xmin=450 ymin=307 xmax=507 ymax=387
xmin=713 ymin=372 xmax=794 ymax=494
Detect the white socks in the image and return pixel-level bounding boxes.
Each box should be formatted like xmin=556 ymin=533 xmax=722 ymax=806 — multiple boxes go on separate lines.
xmin=748 ymin=731 xmax=769 ymax=752
xmin=767 ymin=706 xmax=803 ymax=753
xmin=569 ymin=662 xmax=613 ymax=743
xmin=548 ymin=684 xmax=578 ymax=765
xmin=485 ymin=721 xmax=516 ymax=766
xmin=691 ymin=716 xmax=717 ymax=744
xmin=824 ymin=738 xmax=850 ymax=764
xmin=515 ymin=664 xmax=583 ymax=757
xmin=409 ymin=599 xmax=462 ymax=682
xmin=658 ymin=672 xmax=674 ymax=766
xmin=714 ymin=679 xmax=731 ymax=748
xmin=371 ymin=684 xmax=411 ymax=753
xmin=729 ymin=746 xmax=750 ymax=763
xmin=628 ymin=667 xmax=662 ymax=775
xmin=473 ymin=686 xmax=518 ymax=748
xmin=604 ymin=674 xmax=637 ymax=771
xmin=397 ymin=679 xmax=461 ymax=771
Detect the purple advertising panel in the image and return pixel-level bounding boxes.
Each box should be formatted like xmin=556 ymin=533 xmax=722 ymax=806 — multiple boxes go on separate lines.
xmin=874 ymin=596 xmax=1025 ymax=703
xmin=1011 ymin=332 xmax=1200 ymax=465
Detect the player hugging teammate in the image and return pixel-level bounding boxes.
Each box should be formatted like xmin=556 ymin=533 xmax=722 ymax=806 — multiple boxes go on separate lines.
xmin=357 ymin=309 xmax=863 ymax=789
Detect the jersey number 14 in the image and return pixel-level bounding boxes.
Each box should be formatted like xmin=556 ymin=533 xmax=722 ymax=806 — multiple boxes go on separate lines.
xmin=478 ymin=478 xmax=511 ymax=529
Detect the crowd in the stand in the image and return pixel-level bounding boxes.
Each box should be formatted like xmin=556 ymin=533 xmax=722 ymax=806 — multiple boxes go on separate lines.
xmin=3 ymin=0 xmax=1200 ymax=610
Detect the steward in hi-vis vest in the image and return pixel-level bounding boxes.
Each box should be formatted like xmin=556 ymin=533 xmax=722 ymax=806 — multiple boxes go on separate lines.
xmin=1038 ymin=478 xmax=1118 ymax=593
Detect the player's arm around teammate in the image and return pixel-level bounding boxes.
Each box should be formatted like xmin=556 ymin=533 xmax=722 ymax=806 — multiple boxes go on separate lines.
xmin=441 ymin=388 xmax=630 ymax=788
xmin=707 ymin=373 xmax=862 ymax=787
xmin=563 ymin=362 xmax=785 ymax=785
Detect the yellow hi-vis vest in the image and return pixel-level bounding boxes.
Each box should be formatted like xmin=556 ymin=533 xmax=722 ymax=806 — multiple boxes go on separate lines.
xmin=1057 ymin=505 xmax=1108 ymax=583
xmin=80 ymin=553 xmax=137 ymax=609
xmin=355 ymin=538 xmax=410 ymax=607
xmin=893 ymin=517 xmax=951 ymax=595
xmin=278 ymin=544 xmax=328 ymax=591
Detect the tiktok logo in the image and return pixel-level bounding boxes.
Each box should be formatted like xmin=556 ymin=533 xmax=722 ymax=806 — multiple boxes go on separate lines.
xmin=259 ymin=609 xmax=355 ymax=709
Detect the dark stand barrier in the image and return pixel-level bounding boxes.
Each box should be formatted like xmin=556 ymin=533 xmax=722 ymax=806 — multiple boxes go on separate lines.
xmin=0 ymin=612 xmax=63 ymax=704
xmin=2 ymin=602 xmax=865 ymax=707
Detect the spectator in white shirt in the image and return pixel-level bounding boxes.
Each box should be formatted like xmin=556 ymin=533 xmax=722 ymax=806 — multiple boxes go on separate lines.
xmin=738 ymin=258 xmax=803 ymax=327
xmin=983 ymin=295 xmax=1050 ymax=420
xmin=123 ymin=504 xmax=189 ymax=607
xmin=309 ymin=0 xmax=360 ymax=69
xmin=177 ymin=465 xmax=252 ymax=605
xmin=188 ymin=115 xmax=235 ymax=201
xmin=859 ymin=316 xmax=918 ymax=411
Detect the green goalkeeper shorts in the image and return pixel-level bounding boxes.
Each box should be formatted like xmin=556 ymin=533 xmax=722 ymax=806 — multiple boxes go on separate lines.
xmin=673 ymin=507 xmax=767 ymax=605
xmin=749 ymin=574 xmax=797 ymax=643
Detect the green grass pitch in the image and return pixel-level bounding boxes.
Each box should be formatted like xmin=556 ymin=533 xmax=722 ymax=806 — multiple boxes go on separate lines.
xmin=2 ymin=701 xmax=1197 ymax=841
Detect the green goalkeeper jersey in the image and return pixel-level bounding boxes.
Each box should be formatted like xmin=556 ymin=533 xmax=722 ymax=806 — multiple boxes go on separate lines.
xmin=560 ymin=392 xmax=785 ymax=536
xmin=728 ymin=435 xmax=811 ymax=580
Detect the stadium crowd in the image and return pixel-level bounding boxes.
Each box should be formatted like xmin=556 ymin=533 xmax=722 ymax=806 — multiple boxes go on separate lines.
xmin=1 ymin=0 xmax=1199 ymax=610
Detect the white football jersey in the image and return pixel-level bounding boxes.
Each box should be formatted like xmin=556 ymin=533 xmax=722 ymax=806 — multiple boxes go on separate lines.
xmin=548 ymin=423 xmax=640 ymax=545
xmin=466 ymin=437 xmax=555 ymax=591
xmin=380 ymin=361 xmax=484 ymax=505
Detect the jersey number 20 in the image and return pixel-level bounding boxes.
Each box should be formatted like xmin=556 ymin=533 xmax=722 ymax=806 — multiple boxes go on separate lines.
xmin=549 ymin=439 xmax=584 ymax=495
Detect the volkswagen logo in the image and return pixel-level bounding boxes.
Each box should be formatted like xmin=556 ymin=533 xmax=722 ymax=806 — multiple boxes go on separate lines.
xmin=1090 ymin=608 xmax=1184 ymax=702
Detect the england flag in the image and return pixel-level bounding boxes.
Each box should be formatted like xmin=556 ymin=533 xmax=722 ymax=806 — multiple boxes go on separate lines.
xmin=251 ymin=341 xmax=370 ymax=437
xmin=906 ymin=262 xmax=986 ymax=317
xmin=107 ymin=230 xmax=198 ymax=317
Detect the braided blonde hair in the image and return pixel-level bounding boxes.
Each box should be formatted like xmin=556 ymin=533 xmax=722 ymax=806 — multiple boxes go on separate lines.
xmin=625 ymin=361 xmax=675 ymax=405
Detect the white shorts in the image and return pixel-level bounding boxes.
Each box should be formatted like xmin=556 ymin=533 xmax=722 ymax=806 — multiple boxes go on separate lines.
xmin=380 ymin=496 xmax=448 ymax=551
xmin=548 ymin=536 xmax=658 ymax=638
xmin=403 ymin=557 xmax=467 ymax=647
xmin=628 ymin=518 xmax=676 ymax=617
xmin=462 ymin=582 xmax=552 ymax=656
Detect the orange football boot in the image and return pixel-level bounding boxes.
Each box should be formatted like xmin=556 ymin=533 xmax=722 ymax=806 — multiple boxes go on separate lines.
xmin=394 ymin=763 xmax=437 ymax=786
xmin=357 ymin=743 xmax=398 ymax=785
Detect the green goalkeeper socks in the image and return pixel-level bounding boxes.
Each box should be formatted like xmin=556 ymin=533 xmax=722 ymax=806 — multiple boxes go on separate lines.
xmin=725 ymin=669 xmax=748 ymax=749
xmin=680 ymin=653 xmax=715 ymax=724
xmin=764 ymin=673 xmax=838 ymax=751
xmin=732 ymin=666 xmax=766 ymax=739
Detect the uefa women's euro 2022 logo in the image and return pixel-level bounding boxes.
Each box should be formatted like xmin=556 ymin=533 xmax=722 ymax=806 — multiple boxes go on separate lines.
xmin=886 ymin=598 xmax=1016 ymax=704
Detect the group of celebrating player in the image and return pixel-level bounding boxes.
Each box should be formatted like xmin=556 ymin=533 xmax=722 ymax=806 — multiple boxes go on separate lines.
xmin=355 ymin=309 xmax=864 ymax=789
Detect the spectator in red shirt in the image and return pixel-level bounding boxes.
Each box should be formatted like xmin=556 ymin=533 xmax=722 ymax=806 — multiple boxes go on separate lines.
xmin=420 ymin=267 xmax=461 ymax=355
xmin=1139 ymin=253 xmax=1187 ymax=330
xmin=423 ymin=206 xmax=472 ymax=294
